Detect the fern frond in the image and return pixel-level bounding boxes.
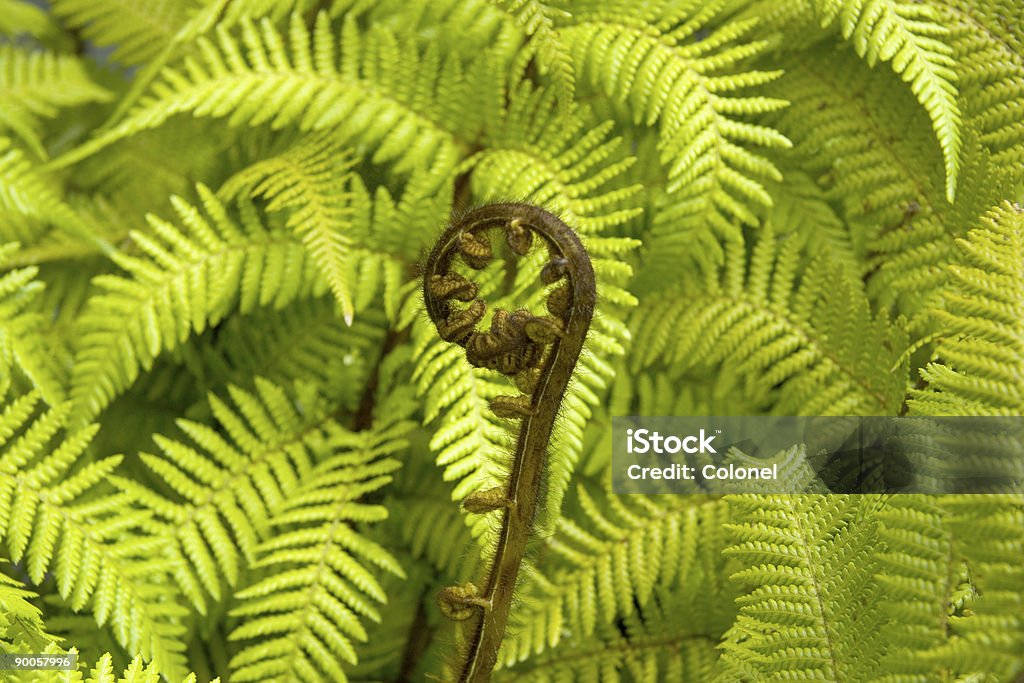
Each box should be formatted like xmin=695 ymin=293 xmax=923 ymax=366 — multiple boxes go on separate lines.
xmin=812 ymin=0 xmax=962 ymax=201
xmin=0 ymin=0 xmax=62 ymax=41
xmin=487 ymin=0 xmax=575 ymax=107
xmin=935 ymin=495 xmax=1024 ymax=680
xmin=717 ymin=494 xmax=889 ymax=681
xmin=56 ymin=12 xmax=493 ymax=177
xmin=872 ymin=495 xmax=964 ymax=680
xmin=201 ymin=298 xmax=386 ymax=409
xmin=227 ymin=410 xmax=412 ymax=682
xmin=0 ymin=244 xmax=66 ymax=405
xmin=502 ymin=484 xmax=728 ymax=666
xmin=632 ymin=230 xmax=908 ymax=415
xmin=0 ymin=138 xmax=110 ymax=253
xmin=764 ymin=48 xmax=1010 ymax=311
xmin=0 ymin=563 xmax=59 ymax=654
xmin=109 ymin=378 xmax=333 ymax=613
xmin=74 ymin=652 xmax=218 ymax=683
xmin=50 ymin=0 xmax=199 ymax=66
xmin=384 ymin=449 xmax=481 ymax=582
xmin=559 ymin=0 xmax=790 ymax=253
xmin=942 ymin=0 xmax=1024 ymax=168
xmin=220 ymin=134 xmax=358 ymax=322
xmin=0 ymin=392 xmax=189 ymax=678
xmin=0 ymin=46 xmax=111 ymax=159
xmin=68 ymin=184 xmax=325 ymax=425
xmin=497 ymin=630 xmax=718 ymax=682
xmin=910 ymin=201 xmax=1024 ymax=415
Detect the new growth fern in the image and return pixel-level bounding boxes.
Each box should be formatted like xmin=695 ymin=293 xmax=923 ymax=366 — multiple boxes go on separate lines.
xmin=0 ymin=0 xmax=1022 ymax=682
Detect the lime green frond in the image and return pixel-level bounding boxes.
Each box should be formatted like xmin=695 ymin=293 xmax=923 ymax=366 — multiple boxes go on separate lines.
xmin=0 ymin=46 xmax=111 ymax=159
xmin=75 ymin=120 xmax=231 ymax=223
xmin=73 ymin=652 xmax=218 ymax=683
xmin=412 ymin=314 xmax=515 ymax=505
xmin=717 ymin=494 xmax=889 ymax=681
xmin=487 ymin=0 xmax=575 ymax=107
xmin=227 ymin=411 xmax=412 ymax=682
xmin=502 ymin=483 xmax=728 ymax=666
xmin=383 ymin=447 xmax=481 ymax=582
xmin=812 ymin=0 xmax=962 ymax=201
xmin=0 ymin=0 xmax=62 ymax=41
xmin=910 ymin=201 xmax=1024 ymax=415
xmin=0 ymin=138 xmax=109 ymax=253
xmin=50 ymin=0 xmax=200 ymax=66
xmin=201 ymin=298 xmax=386 ymax=409
xmin=68 ymin=184 xmax=325 ymax=425
xmin=221 ymin=133 xmax=359 ymax=322
xmin=0 ymin=392 xmax=189 ymax=679
xmin=558 ymin=0 xmax=791 ymax=251
xmin=497 ymin=630 xmax=718 ymax=682
xmin=0 ymin=244 xmax=66 ymax=405
xmin=872 ymin=495 xmax=963 ymax=679
xmin=943 ymin=0 xmax=1024 ymax=173
xmin=935 ymin=495 xmax=1024 ymax=680
xmin=56 ymin=12 xmax=495 ymax=176
xmin=632 ymin=231 xmax=908 ymax=415
xmin=0 ymin=564 xmax=59 ymax=654
xmin=109 ymin=379 xmax=332 ymax=613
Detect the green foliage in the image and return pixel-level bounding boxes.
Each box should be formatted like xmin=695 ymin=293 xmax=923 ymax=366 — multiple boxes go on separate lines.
xmin=1 ymin=1 xmax=1022 ymax=681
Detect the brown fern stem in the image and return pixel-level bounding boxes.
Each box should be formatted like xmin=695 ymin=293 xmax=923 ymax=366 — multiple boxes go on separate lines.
xmin=423 ymin=203 xmax=596 ymax=682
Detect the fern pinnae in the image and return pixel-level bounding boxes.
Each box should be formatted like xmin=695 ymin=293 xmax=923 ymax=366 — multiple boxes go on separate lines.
xmin=423 ymin=203 xmax=595 ymax=682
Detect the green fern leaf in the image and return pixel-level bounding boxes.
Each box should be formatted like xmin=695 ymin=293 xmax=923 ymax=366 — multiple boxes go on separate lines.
xmin=557 ymin=0 xmax=791 ymax=256
xmin=0 ymin=244 xmax=66 ymax=405
xmin=812 ymin=0 xmax=962 ymax=201
xmin=0 ymin=138 xmax=110 ymax=253
xmin=0 ymin=393 xmax=189 ymax=678
xmin=0 ymin=46 xmax=111 ymax=159
xmin=109 ymin=379 xmax=334 ymax=613
xmin=227 ymin=411 xmax=411 ymax=682
xmin=633 ymin=230 xmax=908 ymax=415
xmin=911 ymin=201 xmax=1024 ymax=414
xmin=50 ymin=0 xmax=199 ymax=66
xmin=220 ymin=133 xmax=358 ymax=323
xmin=68 ymin=184 xmax=324 ymax=425
xmin=717 ymin=494 xmax=889 ymax=681
xmin=55 ymin=13 xmax=483 ymax=178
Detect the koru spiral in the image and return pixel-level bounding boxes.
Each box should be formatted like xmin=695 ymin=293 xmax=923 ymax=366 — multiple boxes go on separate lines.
xmin=422 ymin=203 xmax=596 ymax=682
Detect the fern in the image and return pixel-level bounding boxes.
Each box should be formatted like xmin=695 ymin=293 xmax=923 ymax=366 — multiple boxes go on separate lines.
xmin=0 ymin=392 xmax=189 ymax=678
xmin=219 ymin=134 xmax=358 ymax=322
xmin=910 ymin=202 xmax=1024 ymax=415
xmin=49 ymin=0 xmax=200 ymax=67
xmin=632 ymin=229 xmax=908 ymax=415
xmin=68 ymin=185 xmax=324 ymax=425
xmin=717 ymin=494 xmax=890 ymax=681
xmin=811 ymin=0 xmax=963 ymax=201
xmin=227 ymin=387 xmax=414 ymax=682
xmin=0 ymin=46 xmax=111 ymax=160
xmin=1 ymin=2 xmax=1023 ymax=681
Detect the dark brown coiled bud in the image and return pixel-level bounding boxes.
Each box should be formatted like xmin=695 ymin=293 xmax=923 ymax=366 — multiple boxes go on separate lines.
xmin=541 ymin=257 xmax=570 ymax=284
xmin=489 ymin=395 xmax=535 ymax=418
xmin=429 ymin=272 xmax=478 ymax=302
xmin=438 ymin=299 xmax=486 ymax=344
xmin=506 ymin=218 xmax=533 ymax=255
xmin=459 ymin=231 xmax=492 ymax=269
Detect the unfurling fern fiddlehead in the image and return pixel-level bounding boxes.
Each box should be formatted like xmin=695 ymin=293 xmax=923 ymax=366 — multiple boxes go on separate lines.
xmin=423 ymin=203 xmax=596 ymax=682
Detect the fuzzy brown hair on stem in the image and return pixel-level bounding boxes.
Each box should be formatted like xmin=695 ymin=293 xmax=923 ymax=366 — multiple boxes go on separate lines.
xmin=422 ymin=203 xmax=596 ymax=682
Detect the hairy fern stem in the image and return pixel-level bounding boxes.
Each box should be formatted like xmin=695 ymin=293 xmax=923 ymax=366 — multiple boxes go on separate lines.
xmin=423 ymin=203 xmax=596 ymax=682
